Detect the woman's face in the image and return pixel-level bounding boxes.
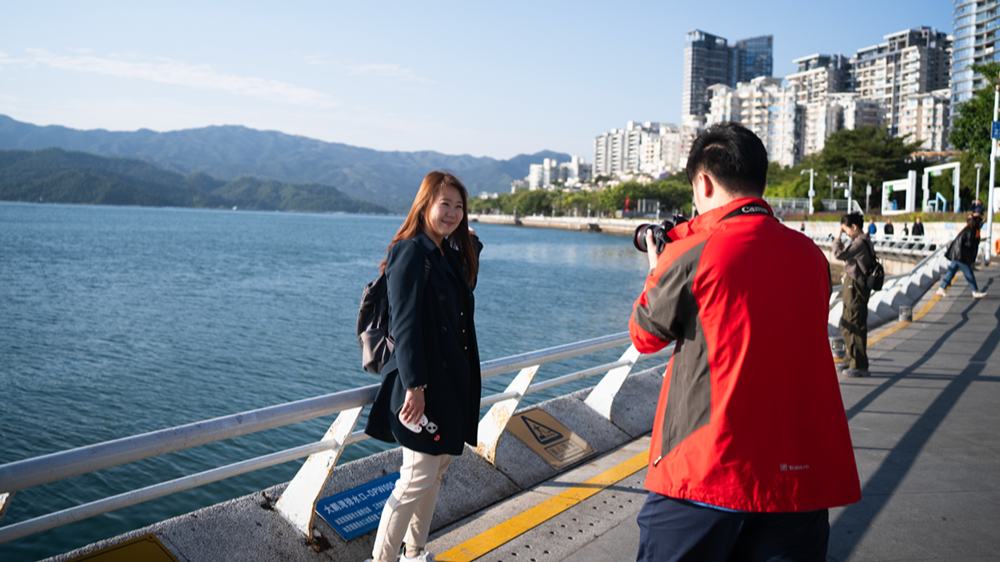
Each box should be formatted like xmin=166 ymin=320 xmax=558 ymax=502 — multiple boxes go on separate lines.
xmin=426 ymin=185 xmax=464 ymax=240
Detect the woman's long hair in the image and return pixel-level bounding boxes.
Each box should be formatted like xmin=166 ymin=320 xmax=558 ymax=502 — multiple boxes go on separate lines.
xmin=381 ymin=171 xmax=479 ymax=287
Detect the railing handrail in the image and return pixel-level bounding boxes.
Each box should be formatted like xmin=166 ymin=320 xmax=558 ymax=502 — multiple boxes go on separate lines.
xmin=0 ymin=332 xmax=633 ymax=495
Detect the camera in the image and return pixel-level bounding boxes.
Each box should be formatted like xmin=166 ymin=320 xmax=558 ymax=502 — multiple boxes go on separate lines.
xmin=633 ymin=215 xmax=687 ymax=255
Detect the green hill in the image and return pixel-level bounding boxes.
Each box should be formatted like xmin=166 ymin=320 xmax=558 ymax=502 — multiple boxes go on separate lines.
xmin=0 ymin=115 xmax=570 ymax=211
xmin=0 ymin=149 xmax=387 ymax=213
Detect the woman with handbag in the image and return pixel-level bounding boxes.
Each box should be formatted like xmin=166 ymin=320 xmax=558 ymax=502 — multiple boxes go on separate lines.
xmin=937 ymin=215 xmax=987 ymax=300
xmin=364 ymin=171 xmax=483 ymax=562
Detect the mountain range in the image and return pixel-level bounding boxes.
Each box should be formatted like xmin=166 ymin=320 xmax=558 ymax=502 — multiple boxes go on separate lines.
xmin=0 ymin=148 xmax=388 ymax=213
xmin=0 ymin=115 xmax=569 ymax=211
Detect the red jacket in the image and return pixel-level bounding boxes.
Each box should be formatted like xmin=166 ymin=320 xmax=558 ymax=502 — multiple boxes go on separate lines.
xmin=630 ymin=197 xmax=860 ymax=512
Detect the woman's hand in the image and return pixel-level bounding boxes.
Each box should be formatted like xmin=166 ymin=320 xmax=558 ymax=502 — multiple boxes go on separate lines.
xmin=400 ymin=387 xmax=425 ymax=425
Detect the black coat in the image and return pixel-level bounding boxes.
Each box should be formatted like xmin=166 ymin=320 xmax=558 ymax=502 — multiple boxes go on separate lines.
xmin=947 ymin=227 xmax=979 ymax=265
xmin=364 ymin=232 xmax=482 ymax=455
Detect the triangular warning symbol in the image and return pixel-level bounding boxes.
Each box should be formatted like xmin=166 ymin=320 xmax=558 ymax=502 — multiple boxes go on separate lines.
xmin=520 ymin=415 xmax=564 ymax=445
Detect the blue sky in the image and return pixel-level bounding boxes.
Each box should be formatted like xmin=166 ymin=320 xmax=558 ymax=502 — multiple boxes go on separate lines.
xmin=1 ymin=1 xmax=951 ymax=159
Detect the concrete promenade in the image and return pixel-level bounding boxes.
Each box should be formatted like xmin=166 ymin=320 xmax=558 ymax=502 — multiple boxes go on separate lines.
xmin=428 ymin=264 xmax=1000 ymax=561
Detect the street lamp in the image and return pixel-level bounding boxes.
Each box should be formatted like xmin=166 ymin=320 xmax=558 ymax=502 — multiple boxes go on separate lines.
xmin=975 ymin=162 xmax=983 ymax=202
xmin=800 ymin=168 xmax=815 ymax=215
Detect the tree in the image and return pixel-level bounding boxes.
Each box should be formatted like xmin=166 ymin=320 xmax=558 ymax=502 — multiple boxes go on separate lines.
xmin=813 ymin=127 xmax=920 ymax=205
xmin=950 ymin=62 xmax=1000 ymax=161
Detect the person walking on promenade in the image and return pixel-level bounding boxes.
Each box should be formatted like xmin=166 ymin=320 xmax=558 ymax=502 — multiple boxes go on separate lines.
xmin=867 ymin=221 xmax=877 ymax=236
xmin=937 ymin=215 xmax=988 ymax=299
xmin=883 ymin=218 xmax=895 ymax=237
xmin=834 ymin=213 xmax=876 ymax=378
xmin=629 ymin=123 xmax=860 ymax=562
xmin=912 ymin=216 xmax=925 ymax=237
xmin=364 ymin=171 xmax=483 ymax=562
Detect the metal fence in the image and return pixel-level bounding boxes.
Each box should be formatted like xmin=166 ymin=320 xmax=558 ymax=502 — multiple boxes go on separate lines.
xmin=0 ymin=333 xmax=671 ymax=544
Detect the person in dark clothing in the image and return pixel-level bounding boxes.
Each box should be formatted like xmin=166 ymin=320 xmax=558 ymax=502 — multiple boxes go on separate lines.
xmin=834 ymin=213 xmax=876 ymax=377
xmin=971 ymin=199 xmax=986 ymax=216
xmin=911 ymin=217 xmax=925 ymax=237
xmin=364 ymin=171 xmax=483 ymax=562
xmin=937 ymin=216 xmax=987 ymax=299
xmin=883 ymin=219 xmax=894 ymax=236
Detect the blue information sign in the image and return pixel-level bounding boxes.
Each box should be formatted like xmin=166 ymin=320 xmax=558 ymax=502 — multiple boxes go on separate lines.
xmin=315 ymin=472 xmax=399 ymax=541
xmin=992 ymin=121 xmax=1000 ymax=140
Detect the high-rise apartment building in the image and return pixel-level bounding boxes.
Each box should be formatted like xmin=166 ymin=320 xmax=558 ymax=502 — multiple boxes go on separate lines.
xmin=682 ymin=30 xmax=774 ymax=121
xmin=785 ymin=54 xmax=852 ymax=104
xmin=593 ymin=121 xmax=679 ymax=178
xmin=897 ymin=89 xmax=951 ymax=151
xmin=801 ymin=93 xmax=884 ymax=156
xmin=852 ymin=27 xmax=951 ymax=136
xmin=706 ymin=77 xmax=802 ymax=167
xmin=952 ymin=1 xmax=1000 ymax=107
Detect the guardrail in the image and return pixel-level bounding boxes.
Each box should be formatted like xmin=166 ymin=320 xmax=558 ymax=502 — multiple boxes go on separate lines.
xmin=0 ymin=333 xmax=671 ymax=544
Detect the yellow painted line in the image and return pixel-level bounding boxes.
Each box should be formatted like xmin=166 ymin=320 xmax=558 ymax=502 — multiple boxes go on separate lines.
xmin=436 ymin=450 xmax=649 ymax=562
xmin=867 ymin=293 xmax=941 ymax=347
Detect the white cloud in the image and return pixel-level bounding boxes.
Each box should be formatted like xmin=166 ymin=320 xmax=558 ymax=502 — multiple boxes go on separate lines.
xmin=305 ymin=55 xmax=432 ymax=84
xmin=19 ymin=49 xmax=339 ymax=108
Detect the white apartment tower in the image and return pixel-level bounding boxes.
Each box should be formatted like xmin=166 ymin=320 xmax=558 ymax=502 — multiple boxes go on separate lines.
xmin=593 ymin=121 xmax=678 ymax=178
xmin=706 ymin=77 xmax=802 ymax=167
xmin=897 ymin=88 xmax=951 ymax=151
xmin=851 ymin=27 xmax=951 ymax=136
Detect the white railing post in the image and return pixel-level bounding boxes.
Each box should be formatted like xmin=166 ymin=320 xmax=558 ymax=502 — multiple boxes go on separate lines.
xmin=275 ymin=406 xmax=364 ymax=540
xmin=583 ymin=345 xmax=642 ymax=419
xmin=474 ymin=365 xmax=540 ymax=464
xmin=0 ymin=493 xmax=11 ymax=520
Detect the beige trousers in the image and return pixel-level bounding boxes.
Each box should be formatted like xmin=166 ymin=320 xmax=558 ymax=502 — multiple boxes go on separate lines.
xmin=370 ymin=447 xmax=454 ymax=562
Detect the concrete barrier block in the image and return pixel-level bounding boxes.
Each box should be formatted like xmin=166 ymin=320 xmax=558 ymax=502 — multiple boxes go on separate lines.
xmin=578 ymin=371 xmax=661 ymax=438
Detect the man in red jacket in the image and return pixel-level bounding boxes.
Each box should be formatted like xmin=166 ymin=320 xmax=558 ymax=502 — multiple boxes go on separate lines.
xmin=630 ymin=123 xmax=860 ymax=561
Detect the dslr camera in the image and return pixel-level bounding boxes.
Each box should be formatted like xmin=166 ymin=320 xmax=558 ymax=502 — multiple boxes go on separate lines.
xmin=633 ymin=214 xmax=688 ymax=255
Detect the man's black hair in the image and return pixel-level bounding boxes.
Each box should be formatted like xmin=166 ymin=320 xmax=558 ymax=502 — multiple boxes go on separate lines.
xmin=685 ymin=122 xmax=769 ymax=197
xmin=841 ymin=213 xmax=864 ymax=229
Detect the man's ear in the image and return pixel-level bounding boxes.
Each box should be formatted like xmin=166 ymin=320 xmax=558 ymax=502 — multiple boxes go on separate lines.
xmin=700 ymin=172 xmax=715 ymax=200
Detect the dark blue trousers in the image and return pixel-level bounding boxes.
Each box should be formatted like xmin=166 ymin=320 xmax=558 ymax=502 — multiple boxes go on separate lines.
xmin=636 ymin=493 xmax=829 ymax=562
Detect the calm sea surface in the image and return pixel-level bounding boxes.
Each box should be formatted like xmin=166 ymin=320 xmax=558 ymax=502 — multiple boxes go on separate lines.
xmin=0 ymin=202 xmax=654 ymax=560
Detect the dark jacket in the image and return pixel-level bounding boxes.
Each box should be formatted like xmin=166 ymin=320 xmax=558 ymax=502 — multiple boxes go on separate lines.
xmin=364 ymin=232 xmax=482 ymax=455
xmin=911 ymin=222 xmax=925 ymax=236
xmin=629 ymin=197 xmax=860 ymax=512
xmin=947 ymin=227 xmax=979 ymax=265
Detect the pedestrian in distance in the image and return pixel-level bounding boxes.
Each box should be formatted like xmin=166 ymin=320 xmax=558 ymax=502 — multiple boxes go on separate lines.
xmin=903 ymin=223 xmax=910 ymax=237
xmin=911 ymin=216 xmax=925 ymax=237
xmin=364 ymin=171 xmax=484 ymax=562
xmin=629 ymin=122 xmax=860 ymax=562
xmin=937 ymin=215 xmax=988 ymax=300
xmin=834 ymin=213 xmax=876 ymax=378
xmin=883 ymin=218 xmax=894 ymax=237
xmin=971 ymin=198 xmax=986 ymax=216
xmin=867 ymin=221 xmax=877 ymax=236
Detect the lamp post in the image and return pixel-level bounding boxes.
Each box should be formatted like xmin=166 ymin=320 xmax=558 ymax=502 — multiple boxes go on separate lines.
xmin=800 ymin=168 xmax=815 ymax=215
xmin=846 ymin=165 xmax=854 ymax=213
xmin=975 ymin=162 xmax=983 ymax=202
xmin=987 ymin=74 xmax=999 ymax=265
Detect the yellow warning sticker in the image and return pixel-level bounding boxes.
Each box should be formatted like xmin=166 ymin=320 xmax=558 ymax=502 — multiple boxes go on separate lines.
xmin=508 ymin=409 xmax=594 ymax=469
xmin=69 ymin=534 xmax=177 ymax=562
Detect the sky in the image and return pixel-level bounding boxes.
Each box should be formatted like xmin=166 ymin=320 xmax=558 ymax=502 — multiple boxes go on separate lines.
xmin=1 ymin=1 xmax=952 ymax=160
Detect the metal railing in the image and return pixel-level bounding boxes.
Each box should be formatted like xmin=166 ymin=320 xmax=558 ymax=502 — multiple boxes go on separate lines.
xmin=0 ymin=332 xmax=670 ymax=544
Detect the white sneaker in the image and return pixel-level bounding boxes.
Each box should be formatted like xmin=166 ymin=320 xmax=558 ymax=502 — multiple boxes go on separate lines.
xmin=935 ymin=287 xmax=947 ymax=297
xmin=973 ymin=291 xmax=987 ymax=299
xmin=401 ymin=550 xmax=436 ymax=562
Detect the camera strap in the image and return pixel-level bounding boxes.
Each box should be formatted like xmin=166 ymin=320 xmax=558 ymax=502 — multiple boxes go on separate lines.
xmin=721 ymin=202 xmax=773 ymax=221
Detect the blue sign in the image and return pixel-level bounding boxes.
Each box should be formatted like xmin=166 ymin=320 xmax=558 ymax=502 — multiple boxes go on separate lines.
xmin=315 ymin=472 xmax=399 ymax=541
xmin=992 ymin=121 xmax=1000 ymax=140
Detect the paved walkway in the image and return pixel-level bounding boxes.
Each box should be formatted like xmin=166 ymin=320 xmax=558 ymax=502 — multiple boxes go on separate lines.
xmin=428 ymin=264 xmax=1000 ymax=561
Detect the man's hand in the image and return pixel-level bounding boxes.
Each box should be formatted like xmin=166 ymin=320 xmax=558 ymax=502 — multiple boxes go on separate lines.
xmin=400 ymin=387 xmax=425 ymax=425
xmin=646 ymin=230 xmax=658 ymax=271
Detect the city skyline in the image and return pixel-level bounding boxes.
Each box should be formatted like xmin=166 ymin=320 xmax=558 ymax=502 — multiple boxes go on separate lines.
xmin=1 ymin=1 xmax=950 ymax=159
